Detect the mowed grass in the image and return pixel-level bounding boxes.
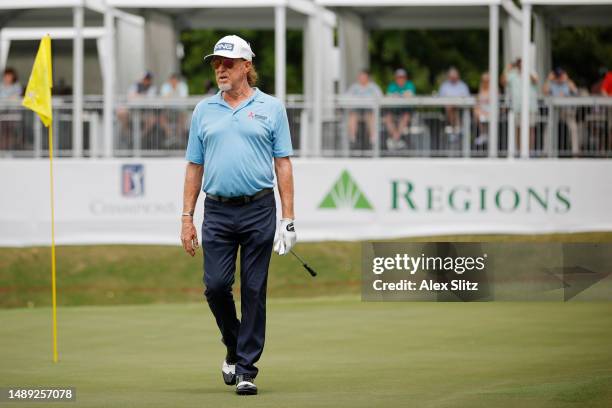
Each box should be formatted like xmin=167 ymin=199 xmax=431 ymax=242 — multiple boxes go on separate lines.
xmin=1 ymin=297 xmax=611 ymax=408
xmin=1 ymin=232 xmax=611 ymax=308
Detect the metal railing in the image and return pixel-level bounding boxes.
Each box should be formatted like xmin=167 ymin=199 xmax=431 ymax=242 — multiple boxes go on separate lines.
xmin=0 ymin=97 xmax=103 ymax=158
xmin=114 ymin=97 xmax=195 ymax=157
xmin=0 ymin=95 xmax=610 ymax=159
xmin=321 ymin=95 xmax=611 ymax=158
xmin=322 ymin=96 xmax=503 ymax=158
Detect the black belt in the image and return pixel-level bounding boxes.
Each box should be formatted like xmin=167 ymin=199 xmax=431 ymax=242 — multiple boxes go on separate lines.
xmin=206 ymin=188 xmax=273 ymax=205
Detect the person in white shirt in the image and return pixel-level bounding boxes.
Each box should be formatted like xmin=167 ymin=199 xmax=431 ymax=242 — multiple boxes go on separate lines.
xmin=345 ymin=70 xmax=383 ymax=149
xmin=160 ymin=73 xmax=190 ymax=147
xmin=161 ymin=73 xmax=189 ymax=98
xmin=438 ymin=67 xmax=470 ymax=138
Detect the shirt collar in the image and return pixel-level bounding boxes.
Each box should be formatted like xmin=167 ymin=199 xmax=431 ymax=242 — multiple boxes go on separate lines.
xmin=207 ymin=87 xmax=264 ymax=106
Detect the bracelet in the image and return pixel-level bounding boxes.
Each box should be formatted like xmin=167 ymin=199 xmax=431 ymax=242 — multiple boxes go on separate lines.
xmin=181 ymin=212 xmax=193 ymax=217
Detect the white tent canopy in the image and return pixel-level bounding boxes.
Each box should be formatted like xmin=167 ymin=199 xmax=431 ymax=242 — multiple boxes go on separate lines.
xmin=315 ymin=0 xmax=508 ymax=157
xmin=0 ymin=0 xmax=110 ymax=158
xmin=517 ymin=0 xmax=612 ymax=158
xmin=0 ymin=0 xmax=336 ymax=158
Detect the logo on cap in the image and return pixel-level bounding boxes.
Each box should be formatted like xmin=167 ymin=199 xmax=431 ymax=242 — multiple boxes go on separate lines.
xmin=215 ymin=42 xmax=234 ymax=52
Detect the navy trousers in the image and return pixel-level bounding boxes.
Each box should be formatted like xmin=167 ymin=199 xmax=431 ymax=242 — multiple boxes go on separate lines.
xmin=201 ymin=192 xmax=276 ymax=378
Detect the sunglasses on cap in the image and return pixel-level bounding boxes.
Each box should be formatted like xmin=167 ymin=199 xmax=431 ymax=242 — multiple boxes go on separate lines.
xmin=211 ymin=56 xmax=244 ymax=69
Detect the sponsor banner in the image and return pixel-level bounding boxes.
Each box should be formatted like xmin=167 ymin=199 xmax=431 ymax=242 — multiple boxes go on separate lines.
xmin=0 ymin=159 xmax=611 ymax=246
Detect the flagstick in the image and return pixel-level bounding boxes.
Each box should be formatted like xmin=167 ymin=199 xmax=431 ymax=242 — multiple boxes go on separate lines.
xmin=48 ymin=124 xmax=58 ymax=363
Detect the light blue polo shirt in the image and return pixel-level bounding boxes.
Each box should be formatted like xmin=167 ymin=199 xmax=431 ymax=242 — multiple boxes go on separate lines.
xmin=185 ymin=88 xmax=293 ymax=197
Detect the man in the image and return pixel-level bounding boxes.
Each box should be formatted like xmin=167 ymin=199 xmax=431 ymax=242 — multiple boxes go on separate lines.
xmin=501 ymin=58 xmax=539 ymax=155
xmin=345 ymin=69 xmax=383 ymax=149
xmin=438 ymin=67 xmax=470 ymax=139
xmin=0 ymin=68 xmax=23 ymax=150
xmin=160 ymin=73 xmax=189 ymax=148
xmin=161 ymin=73 xmax=189 ymax=98
xmin=180 ymin=35 xmax=296 ymax=396
xmin=384 ymin=68 xmax=416 ymax=150
xmin=0 ymin=68 xmax=22 ymax=99
xmin=117 ymin=71 xmax=166 ymax=149
xmin=600 ymin=68 xmax=612 ymax=96
xmin=543 ymin=67 xmax=579 ymax=156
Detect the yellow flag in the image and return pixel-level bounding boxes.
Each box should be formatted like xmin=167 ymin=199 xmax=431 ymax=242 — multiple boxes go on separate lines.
xmin=22 ymin=35 xmax=53 ymax=127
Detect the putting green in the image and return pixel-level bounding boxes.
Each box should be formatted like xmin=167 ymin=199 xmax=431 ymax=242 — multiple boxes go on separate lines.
xmin=1 ymin=297 xmax=611 ymax=407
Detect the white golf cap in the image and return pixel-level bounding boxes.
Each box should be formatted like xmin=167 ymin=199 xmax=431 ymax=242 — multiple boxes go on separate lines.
xmin=203 ymin=35 xmax=255 ymax=62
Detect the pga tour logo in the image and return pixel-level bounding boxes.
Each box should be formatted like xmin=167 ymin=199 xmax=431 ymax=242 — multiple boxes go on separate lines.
xmin=121 ymin=164 xmax=144 ymax=197
xmin=214 ymin=42 xmax=234 ymax=52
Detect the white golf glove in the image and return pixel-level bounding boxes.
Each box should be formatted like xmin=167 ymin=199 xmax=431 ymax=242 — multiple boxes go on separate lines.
xmin=273 ymin=218 xmax=296 ymax=256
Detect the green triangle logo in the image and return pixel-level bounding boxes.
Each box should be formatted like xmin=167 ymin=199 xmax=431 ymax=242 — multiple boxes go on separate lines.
xmin=319 ymin=170 xmax=373 ymax=210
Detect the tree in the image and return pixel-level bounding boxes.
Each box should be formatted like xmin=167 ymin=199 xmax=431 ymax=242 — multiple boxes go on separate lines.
xmin=180 ymin=29 xmax=303 ymax=95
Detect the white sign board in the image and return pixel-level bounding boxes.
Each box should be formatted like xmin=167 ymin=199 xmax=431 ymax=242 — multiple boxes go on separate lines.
xmin=0 ymin=159 xmax=610 ymax=246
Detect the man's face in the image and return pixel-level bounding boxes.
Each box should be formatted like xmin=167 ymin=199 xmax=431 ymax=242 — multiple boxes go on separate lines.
xmin=358 ymin=72 xmax=369 ymax=86
xmin=395 ymin=74 xmax=407 ymax=86
xmin=448 ymin=69 xmax=459 ymax=83
xmin=213 ymin=57 xmax=249 ymax=92
xmin=3 ymin=73 xmax=13 ymax=85
xmin=142 ymin=77 xmax=152 ymax=87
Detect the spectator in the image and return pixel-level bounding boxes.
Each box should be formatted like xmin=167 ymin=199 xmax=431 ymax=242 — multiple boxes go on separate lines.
xmin=0 ymin=68 xmax=23 ymax=150
xmin=161 ymin=73 xmax=189 ymax=148
xmin=544 ymin=67 xmax=580 ymax=156
xmin=384 ymin=68 xmax=415 ymax=150
xmin=590 ymin=67 xmax=607 ymax=95
xmin=345 ymin=69 xmax=382 ymax=148
xmin=161 ymin=73 xmax=189 ymax=98
xmin=473 ymin=72 xmax=491 ymax=147
xmin=501 ymin=58 xmax=539 ymax=155
xmin=0 ymin=68 xmax=22 ymax=99
xmin=598 ymin=68 xmax=612 ymax=150
xmin=438 ymin=67 xmax=470 ymax=138
xmin=203 ymin=79 xmax=217 ymax=95
xmin=601 ymin=68 xmax=612 ymax=96
xmin=128 ymin=71 xmax=157 ymax=98
xmin=54 ymin=78 xmax=72 ymax=96
xmin=543 ymin=67 xmax=577 ymax=97
xmin=118 ymin=71 xmax=165 ymax=149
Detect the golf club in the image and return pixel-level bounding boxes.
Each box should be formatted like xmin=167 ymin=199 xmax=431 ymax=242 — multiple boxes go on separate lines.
xmin=290 ymin=250 xmax=317 ymax=277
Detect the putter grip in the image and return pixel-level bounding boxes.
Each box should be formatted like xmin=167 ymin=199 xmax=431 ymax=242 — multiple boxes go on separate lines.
xmin=303 ymin=264 xmax=317 ymax=277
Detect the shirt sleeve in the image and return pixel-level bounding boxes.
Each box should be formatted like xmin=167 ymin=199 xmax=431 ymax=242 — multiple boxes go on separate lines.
xmin=185 ymin=104 xmax=205 ymax=164
xmin=160 ymin=83 xmax=169 ymax=97
xmin=438 ymin=83 xmax=447 ymax=96
xmin=374 ymin=84 xmax=383 ymax=97
xmin=180 ymin=82 xmax=189 ymax=97
xmin=602 ymin=74 xmax=612 ymax=94
xmin=272 ymin=102 xmax=293 ymax=158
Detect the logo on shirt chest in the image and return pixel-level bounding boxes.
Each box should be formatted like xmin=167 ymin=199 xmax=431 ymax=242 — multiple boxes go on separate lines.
xmin=247 ymin=111 xmax=268 ymax=122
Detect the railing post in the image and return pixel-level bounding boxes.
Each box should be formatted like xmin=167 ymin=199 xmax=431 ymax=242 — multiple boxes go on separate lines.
xmin=34 ymin=114 xmax=42 ymax=159
xmin=133 ymin=109 xmax=141 ymax=157
xmin=341 ymin=107 xmax=349 ymax=158
xmin=488 ymin=3 xmax=499 ymax=158
xmin=550 ymin=101 xmax=558 ymax=157
xmin=462 ymin=107 xmax=471 ymax=157
xmin=103 ymin=7 xmax=115 ymax=158
xmin=373 ymin=101 xmax=381 ymax=158
xmin=545 ymin=99 xmax=555 ymax=157
xmin=72 ymin=5 xmax=84 ymax=158
xmin=298 ymin=104 xmax=309 ymax=157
